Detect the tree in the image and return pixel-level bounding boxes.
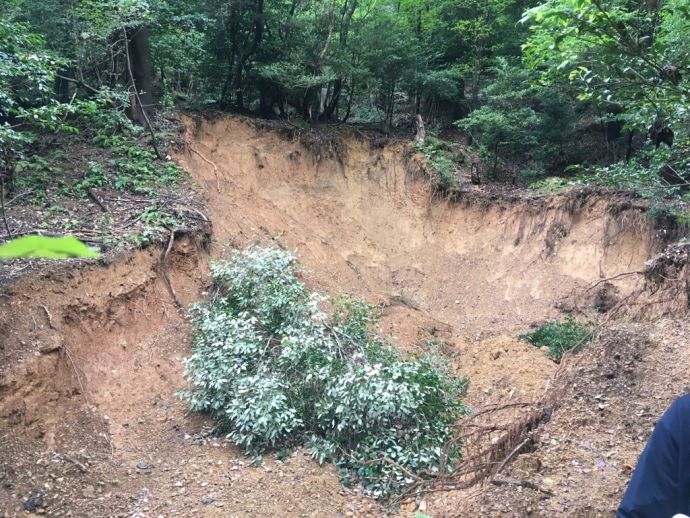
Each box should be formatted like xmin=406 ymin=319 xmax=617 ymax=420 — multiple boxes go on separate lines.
xmin=456 ymin=58 xmax=576 ymax=179
xmin=126 ymin=25 xmax=155 ymax=123
xmin=0 ymin=20 xmax=72 ymax=181
xmin=522 ymin=0 xmax=690 ymax=189
xmin=522 ymin=0 xmax=690 ymax=143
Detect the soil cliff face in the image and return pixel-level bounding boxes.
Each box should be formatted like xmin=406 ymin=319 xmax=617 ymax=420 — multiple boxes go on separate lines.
xmin=177 ymin=116 xmax=658 ymax=334
xmin=0 ymin=115 xmax=678 ymax=517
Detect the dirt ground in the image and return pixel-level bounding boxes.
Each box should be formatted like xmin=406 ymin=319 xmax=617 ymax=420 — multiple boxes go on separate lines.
xmin=1 ymin=115 xmax=687 ymax=517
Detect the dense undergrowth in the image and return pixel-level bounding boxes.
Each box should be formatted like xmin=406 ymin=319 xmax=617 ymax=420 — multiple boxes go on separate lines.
xmin=182 ymin=246 xmax=469 ymax=497
xmin=5 ymin=100 xmax=187 ymax=249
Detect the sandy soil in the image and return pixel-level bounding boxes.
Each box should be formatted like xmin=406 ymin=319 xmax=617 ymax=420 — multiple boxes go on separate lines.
xmin=0 ymin=115 xmax=686 ymax=518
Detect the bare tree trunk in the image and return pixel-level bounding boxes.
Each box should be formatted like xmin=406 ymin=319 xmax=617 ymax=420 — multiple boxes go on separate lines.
xmin=324 ymin=0 xmax=357 ymax=121
xmin=414 ymin=114 xmax=426 ymax=142
xmin=228 ymin=0 xmax=264 ymax=111
xmin=471 ymin=8 xmax=490 ymax=111
xmin=53 ymin=69 xmax=71 ymax=104
xmin=125 ymin=25 xmax=154 ymax=123
xmin=124 ymin=28 xmax=161 ymax=159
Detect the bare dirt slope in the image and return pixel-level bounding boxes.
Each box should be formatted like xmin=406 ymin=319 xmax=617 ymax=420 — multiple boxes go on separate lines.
xmin=177 ymin=116 xmax=655 ymax=336
xmin=0 ymin=114 xmax=685 ymax=518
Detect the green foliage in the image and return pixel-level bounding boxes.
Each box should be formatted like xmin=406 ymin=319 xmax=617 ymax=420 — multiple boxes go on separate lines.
xmin=522 ymin=0 xmax=690 ymax=125
xmin=106 ymin=139 xmax=181 ymax=193
xmin=14 ymin=156 xmax=61 ymax=192
xmin=0 ymin=20 xmax=67 ymax=164
xmin=456 ymin=58 xmax=577 ymax=178
xmin=522 ymin=0 xmax=690 ymax=193
xmin=529 ymin=176 xmax=573 ymax=193
xmin=14 ymin=135 xmax=182 ymax=202
xmin=518 ymin=315 xmax=596 ymax=362
xmin=413 ymin=137 xmax=465 ymax=193
xmin=5 ymin=0 xmax=690 ymax=204
xmin=183 ymin=246 xmax=468 ymax=497
xmin=0 ymin=235 xmax=99 ymax=259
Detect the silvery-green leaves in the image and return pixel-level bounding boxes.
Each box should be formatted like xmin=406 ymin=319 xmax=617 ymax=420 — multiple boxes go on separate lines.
xmin=183 ymin=246 xmax=468 ymax=497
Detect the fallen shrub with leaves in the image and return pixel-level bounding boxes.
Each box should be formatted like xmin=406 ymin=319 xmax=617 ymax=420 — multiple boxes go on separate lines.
xmin=182 ymin=246 xmax=468 ymax=497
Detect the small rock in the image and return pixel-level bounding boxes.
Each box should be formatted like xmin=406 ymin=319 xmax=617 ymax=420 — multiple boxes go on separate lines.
xmin=418 ymin=501 xmax=427 ymax=512
xmin=38 ymin=336 xmax=63 ymax=354
xmin=82 ymin=485 xmax=95 ymax=498
xmin=24 ymin=489 xmax=45 ymax=511
xmin=201 ymin=498 xmax=214 ymax=505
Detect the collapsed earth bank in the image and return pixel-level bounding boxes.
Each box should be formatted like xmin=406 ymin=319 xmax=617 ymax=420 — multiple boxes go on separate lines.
xmin=0 ymin=115 xmax=685 ymax=517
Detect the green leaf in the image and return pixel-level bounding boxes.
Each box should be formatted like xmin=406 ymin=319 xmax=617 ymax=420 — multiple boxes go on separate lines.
xmin=0 ymin=236 xmax=99 ymax=259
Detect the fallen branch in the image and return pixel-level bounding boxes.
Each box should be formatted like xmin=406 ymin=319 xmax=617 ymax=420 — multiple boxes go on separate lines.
xmin=6 ymin=190 xmax=32 ymax=207
xmin=161 ymin=228 xmax=184 ymax=310
xmin=87 ymin=188 xmax=110 ymax=213
xmin=115 ymin=210 xmax=147 ymax=231
xmin=103 ymin=197 xmax=150 ymax=203
xmin=189 ymin=146 xmax=220 ymax=193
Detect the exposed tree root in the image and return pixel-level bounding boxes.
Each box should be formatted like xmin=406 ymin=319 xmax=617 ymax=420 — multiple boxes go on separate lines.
xmin=161 ymin=228 xmax=184 ymax=311
xmin=189 ymin=146 xmax=220 ymax=193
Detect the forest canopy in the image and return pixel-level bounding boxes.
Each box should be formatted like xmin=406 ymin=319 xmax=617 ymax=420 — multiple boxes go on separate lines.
xmin=1 ymin=0 xmax=689 ymax=205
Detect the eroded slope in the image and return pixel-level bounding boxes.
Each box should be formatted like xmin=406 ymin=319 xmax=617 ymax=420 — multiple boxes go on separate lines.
xmin=0 ymin=115 xmax=679 ymax=518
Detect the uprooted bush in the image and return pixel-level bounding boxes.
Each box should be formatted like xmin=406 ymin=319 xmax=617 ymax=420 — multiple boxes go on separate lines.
xmin=518 ymin=314 xmax=597 ymax=363
xmin=182 ymin=246 xmax=469 ymax=497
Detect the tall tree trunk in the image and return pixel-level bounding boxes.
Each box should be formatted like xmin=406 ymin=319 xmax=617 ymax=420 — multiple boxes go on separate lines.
xmin=220 ymin=55 xmax=236 ymax=109
xmin=341 ymin=78 xmax=354 ymax=123
xmin=125 ymin=25 xmax=154 ymax=123
xmin=324 ymin=0 xmax=357 ymax=121
xmin=325 ymin=79 xmax=342 ymax=119
xmin=53 ymin=68 xmax=71 ymax=104
xmin=229 ymin=0 xmax=264 ymax=111
xmin=471 ymin=8 xmax=490 ymax=111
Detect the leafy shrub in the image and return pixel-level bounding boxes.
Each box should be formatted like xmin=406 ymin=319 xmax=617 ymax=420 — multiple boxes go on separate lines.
xmin=413 ymin=137 xmax=465 ymax=193
xmin=518 ymin=315 xmax=596 ymax=362
xmin=182 ymin=246 xmax=469 ymax=497
xmin=455 ymin=58 xmax=577 ymax=179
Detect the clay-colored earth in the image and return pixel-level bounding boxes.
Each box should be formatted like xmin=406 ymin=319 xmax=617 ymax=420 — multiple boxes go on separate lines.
xmin=1 ymin=115 xmax=687 ymax=518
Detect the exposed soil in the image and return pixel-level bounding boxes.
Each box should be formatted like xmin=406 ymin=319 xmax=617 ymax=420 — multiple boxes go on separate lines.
xmin=1 ymin=115 xmax=688 ymax=518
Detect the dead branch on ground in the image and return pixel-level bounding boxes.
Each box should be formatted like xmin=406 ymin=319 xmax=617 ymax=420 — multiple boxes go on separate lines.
xmin=87 ymin=188 xmax=110 ymax=212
